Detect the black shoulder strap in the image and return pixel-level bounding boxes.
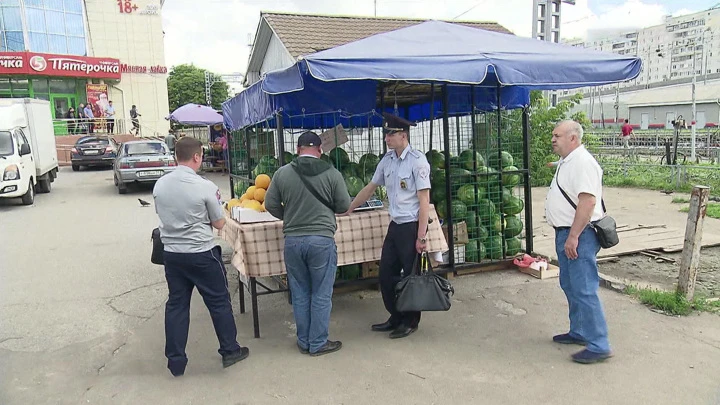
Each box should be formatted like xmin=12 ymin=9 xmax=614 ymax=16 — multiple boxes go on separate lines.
xmin=290 ymin=164 xmax=336 ymax=212
xmin=555 ymin=165 xmax=607 ymax=213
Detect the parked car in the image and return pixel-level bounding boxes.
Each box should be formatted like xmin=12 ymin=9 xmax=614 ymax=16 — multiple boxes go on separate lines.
xmin=113 ymin=140 xmax=176 ymax=194
xmin=71 ymin=136 xmax=118 ymax=171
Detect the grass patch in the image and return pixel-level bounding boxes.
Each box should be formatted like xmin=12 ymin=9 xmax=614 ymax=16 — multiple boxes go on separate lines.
xmin=678 ymin=203 xmax=720 ymax=219
xmin=672 ymin=197 xmax=690 ymax=204
xmin=625 ymin=286 xmax=720 ymax=315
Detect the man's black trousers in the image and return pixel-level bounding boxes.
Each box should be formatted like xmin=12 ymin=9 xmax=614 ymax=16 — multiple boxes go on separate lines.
xmin=163 ymin=246 xmax=240 ymax=371
xmin=379 ymin=221 xmax=421 ymax=328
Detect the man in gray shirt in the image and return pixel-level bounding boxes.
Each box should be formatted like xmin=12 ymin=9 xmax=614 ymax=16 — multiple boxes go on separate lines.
xmin=164 ymin=130 xmax=177 ymax=153
xmin=153 ymin=137 xmax=248 ymax=376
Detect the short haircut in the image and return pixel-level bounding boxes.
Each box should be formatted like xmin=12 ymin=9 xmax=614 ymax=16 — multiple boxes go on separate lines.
xmin=624 ymin=119 xmax=629 ymax=123
xmin=556 ymin=119 xmax=584 ymax=141
xmin=175 ymin=137 xmax=203 ymax=161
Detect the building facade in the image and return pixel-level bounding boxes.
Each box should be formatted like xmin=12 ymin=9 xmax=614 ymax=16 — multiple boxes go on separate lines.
xmin=0 ymin=0 xmax=169 ymax=136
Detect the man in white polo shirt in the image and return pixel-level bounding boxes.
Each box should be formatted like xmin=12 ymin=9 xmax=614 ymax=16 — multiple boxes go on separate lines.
xmin=545 ymin=120 xmax=612 ymax=364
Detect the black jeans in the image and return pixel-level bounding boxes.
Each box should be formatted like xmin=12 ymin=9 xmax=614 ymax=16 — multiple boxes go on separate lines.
xmin=163 ymin=246 xmax=241 ymax=372
xmin=379 ymin=221 xmax=421 ymax=328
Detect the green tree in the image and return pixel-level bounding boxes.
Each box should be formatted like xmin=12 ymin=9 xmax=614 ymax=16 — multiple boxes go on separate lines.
xmin=504 ymin=91 xmax=591 ymax=186
xmin=167 ymin=64 xmax=229 ymax=112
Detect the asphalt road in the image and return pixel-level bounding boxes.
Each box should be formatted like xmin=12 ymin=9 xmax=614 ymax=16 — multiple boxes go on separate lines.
xmin=2 ymin=167 xmax=720 ymax=405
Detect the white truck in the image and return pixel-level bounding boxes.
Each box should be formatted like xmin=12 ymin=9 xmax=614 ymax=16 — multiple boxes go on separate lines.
xmin=0 ymin=98 xmax=59 ymax=205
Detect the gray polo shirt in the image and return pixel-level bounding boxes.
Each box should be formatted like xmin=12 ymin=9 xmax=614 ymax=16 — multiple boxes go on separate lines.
xmin=153 ymin=165 xmax=225 ymax=253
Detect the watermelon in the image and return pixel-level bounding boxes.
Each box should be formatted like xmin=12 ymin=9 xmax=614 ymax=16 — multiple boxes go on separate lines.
xmin=451 ymin=200 xmax=468 ymax=222
xmin=344 ymin=176 xmax=364 ymax=197
xmin=431 ymin=187 xmax=447 ymax=205
xmin=252 ymin=156 xmax=279 ymax=178
xmin=476 ymin=224 xmax=489 ymax=242
xmin=450 ymin=156 xmax=461 ymax=168
xmin=282 ymin=151 xmax=293 ymax=164
xmin=476 ymin=199 xmax=496 ymax=221
xmin=375 ymin=186 xmax=388 ymax=201
xmin=457 ymin=184 xmax=485 ymax=206
xmin=466 ymin=211 xmax=478 ymax=230
xmin=339 ymin=264 xmax=361 ymax=280
xmin=502 ymin=165 xmax=521 ymax=187
xmin=503 ymin=195 xmax=525 ymax=216
xmin=485 ymin=237 xmax=504 ymax=260
xmin=327 ymin=147 xmax=350 ymax=169
xmin=490 ymin=214 xmax=506 ymax=234
xmin=359 ymin=153 xmax=380 ymax=175
xmin=459 ymin=149 xmax=485 ymax=171
xmin=504 ymin=215 xmax=524 ymax=238
xmin=320 ymin=154 xmax=332 ymax=164
xmin=450 ymin=168 xmax=472 ymax=185
xmin=487 ymin=150 xmax=514 ymax=170
xmin=234 ymin=182 xmax=248 ymax=197
xmin=342 ymin=162 xmax=362 ymax=179
xmin=436 ymin=199 xmax=448 ymax=220
xmin=505 ymin=237 xmax=523 ymax=256
xmin=467 ymin=212 xmax=489 ymax=242
xmin=465 ymin=239 xmax=480 ymax=262
xmin=426 ymin=150 xmax=445 ymax=171
xmin=431 ymin=169 xmax=446 ymax=191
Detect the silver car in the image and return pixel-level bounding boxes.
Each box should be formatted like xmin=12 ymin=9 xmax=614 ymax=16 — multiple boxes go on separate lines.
xmin=113 ymin=140 xmax=177 ymax=194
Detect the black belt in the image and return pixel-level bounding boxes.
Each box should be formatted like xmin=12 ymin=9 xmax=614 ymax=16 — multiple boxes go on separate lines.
xmin=553 ymin=226 xmax=570 ymax=231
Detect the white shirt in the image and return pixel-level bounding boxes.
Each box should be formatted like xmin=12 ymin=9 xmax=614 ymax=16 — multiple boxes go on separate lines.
xmin=545 ymin=145 xmax=605 ymax=228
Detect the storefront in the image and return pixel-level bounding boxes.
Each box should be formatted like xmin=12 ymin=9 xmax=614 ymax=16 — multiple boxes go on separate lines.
xmin=0 ymin=0 xmax=170 ymax=137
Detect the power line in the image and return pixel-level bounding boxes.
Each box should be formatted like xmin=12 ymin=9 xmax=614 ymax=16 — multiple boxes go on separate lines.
xmin=452 ymin=0 xmax=489 ymax=20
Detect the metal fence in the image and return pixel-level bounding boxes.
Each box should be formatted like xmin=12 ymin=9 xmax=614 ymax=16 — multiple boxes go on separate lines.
xmin=52 ymin=118 xmax=166 ymax=138
xmin=583 ymin=129 xmax=720 ymax=196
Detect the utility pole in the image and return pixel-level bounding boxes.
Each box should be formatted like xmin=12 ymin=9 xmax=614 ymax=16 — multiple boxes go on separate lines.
xmin=374 ymin=0 xmax=377 ymax=16
xmin=532 ymin=0 xmax=575 ymax=106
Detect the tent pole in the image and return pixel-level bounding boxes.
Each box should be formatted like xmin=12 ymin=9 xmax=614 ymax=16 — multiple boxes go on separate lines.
xmin=522 ymin=107 xmax=534 ymax=254
xmin=496 ymin=83 xmax=506 ymax=258
xmin=442 ymin=84 xmax=454 ymax=270
xmin=429 ymin=83 xmax=435 ymax=150
xmin=379 ymin=82 xmax=387 ymax=155
xmin=276 ymin=112 xmax=285 ymax=166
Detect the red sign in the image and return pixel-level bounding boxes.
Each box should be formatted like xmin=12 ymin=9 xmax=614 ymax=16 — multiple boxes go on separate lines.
xmin=0 ymin=52 xmax=121 ymax=79
xmin=121 ymin=64 xmax=168 ymax=74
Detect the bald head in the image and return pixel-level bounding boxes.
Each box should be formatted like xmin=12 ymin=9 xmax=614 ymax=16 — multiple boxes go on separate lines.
xmin=552 ymin=120 xmax=583 ymax=158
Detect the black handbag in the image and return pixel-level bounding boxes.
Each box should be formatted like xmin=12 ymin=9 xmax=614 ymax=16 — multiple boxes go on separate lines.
xmin=151 ymin=227 xmax=164 ymax=265
xmin=555 ymin=167 xmax=619 ymax=249
xmin=395 ymin=252 xmax=454 ymax=312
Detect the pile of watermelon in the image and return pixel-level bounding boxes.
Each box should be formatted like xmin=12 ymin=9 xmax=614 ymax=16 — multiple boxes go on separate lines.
xmin=326 ymin=148 xmax=384 ymax=198
xmin=428 ymin=148 xmax=525 ymax=262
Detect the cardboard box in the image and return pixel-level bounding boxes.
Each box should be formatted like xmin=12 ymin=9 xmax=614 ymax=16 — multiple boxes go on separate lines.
xmin=231 ymin=207 xmax=281 ymax=223
xmin=442 ymin=221 xmax=469 ymax=245
xmin=519 ymin=263 xmax=560 ymax=280
xmin=361 ymin=261 xmax=380 ymax=278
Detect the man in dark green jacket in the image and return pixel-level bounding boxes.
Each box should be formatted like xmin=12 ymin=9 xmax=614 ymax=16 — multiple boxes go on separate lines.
xmin=265 ymin=131 xmax=351 ymax=356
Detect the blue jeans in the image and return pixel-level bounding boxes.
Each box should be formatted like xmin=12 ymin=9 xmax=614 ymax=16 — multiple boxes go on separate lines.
xmin=555 ymin=227 xmax=611 ymax=354
xmin=284 ymin=235 xmax=337 ymax=353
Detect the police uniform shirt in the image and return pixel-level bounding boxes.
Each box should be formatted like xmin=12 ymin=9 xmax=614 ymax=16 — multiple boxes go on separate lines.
xmin=545 ymin=145 xmax=605 ymax=228
xmin=371 ymin=145 xmax=431 ymax=224
xmin=153 ymin=165 xmax=225 ymax=253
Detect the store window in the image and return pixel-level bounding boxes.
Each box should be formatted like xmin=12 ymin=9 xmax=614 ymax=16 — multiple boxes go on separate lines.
xmin=0 ymin=0 xmax=86 ymax=55
xmin=0 ymin=3 xmax=25 ymax=51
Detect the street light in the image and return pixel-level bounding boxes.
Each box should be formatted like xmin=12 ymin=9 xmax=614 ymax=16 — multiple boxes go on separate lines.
xmin=690 ymin=27 xmax=712 ymax=161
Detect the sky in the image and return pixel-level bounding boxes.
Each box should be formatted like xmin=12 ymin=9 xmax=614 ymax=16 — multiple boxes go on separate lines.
xmin=161 ymin=0 xmax=720 ymax=75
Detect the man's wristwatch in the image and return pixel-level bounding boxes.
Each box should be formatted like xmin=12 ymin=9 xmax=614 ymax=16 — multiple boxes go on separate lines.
xmin=417 ymin=237 xmax=427 ymax=243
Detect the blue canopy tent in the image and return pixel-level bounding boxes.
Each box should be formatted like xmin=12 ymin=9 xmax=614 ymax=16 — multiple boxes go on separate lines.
xmin=223 ymin=19 xmax=641 ymax=268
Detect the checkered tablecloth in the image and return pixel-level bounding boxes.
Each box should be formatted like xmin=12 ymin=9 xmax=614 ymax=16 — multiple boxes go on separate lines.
xmin=220 ymin=206 xmax=448 ymax=278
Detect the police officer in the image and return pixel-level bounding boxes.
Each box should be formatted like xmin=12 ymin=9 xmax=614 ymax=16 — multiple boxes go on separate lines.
xmin=153 ymin=136 xmax=248 ymax=376
xmin=344 ymin=112 xmax=431 ymax=339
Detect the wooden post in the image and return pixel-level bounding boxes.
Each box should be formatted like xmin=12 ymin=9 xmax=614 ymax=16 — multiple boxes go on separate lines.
xmin=677 ymin=185 xmax=710 ymax=300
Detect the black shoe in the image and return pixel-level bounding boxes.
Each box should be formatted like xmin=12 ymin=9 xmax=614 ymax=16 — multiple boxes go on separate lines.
xmin=389 ymin=325 xmax=417 ymax=339
xmin=309 ymin=340 xmax=342 ymax=357
xmin=553 ymin=333 xmax=586 ymax=346
xmin=571 ymin=349 xmax=613 ymax=364
xmin=371 ymin=321 xmax=398 ymax=332
xmin=168 ymin=368 xmax=185 ymax=377
xmin=297 ymin=343 xmax=309 ymax=355
xmin=222 ymin=347 xmax=250 ymax=368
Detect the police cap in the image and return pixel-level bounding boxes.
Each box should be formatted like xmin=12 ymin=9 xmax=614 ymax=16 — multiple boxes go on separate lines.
xmin=382 ymin=112 xmax=416 ymax=135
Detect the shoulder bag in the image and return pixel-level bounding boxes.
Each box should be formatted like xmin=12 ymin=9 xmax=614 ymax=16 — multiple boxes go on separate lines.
xmin=555 ymin=166 xmax=619 ymax=249
xmin=151 ymin=227 xmax=164 ymax=265
xmin=395 ymin=252 xmax=454 ymax=312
